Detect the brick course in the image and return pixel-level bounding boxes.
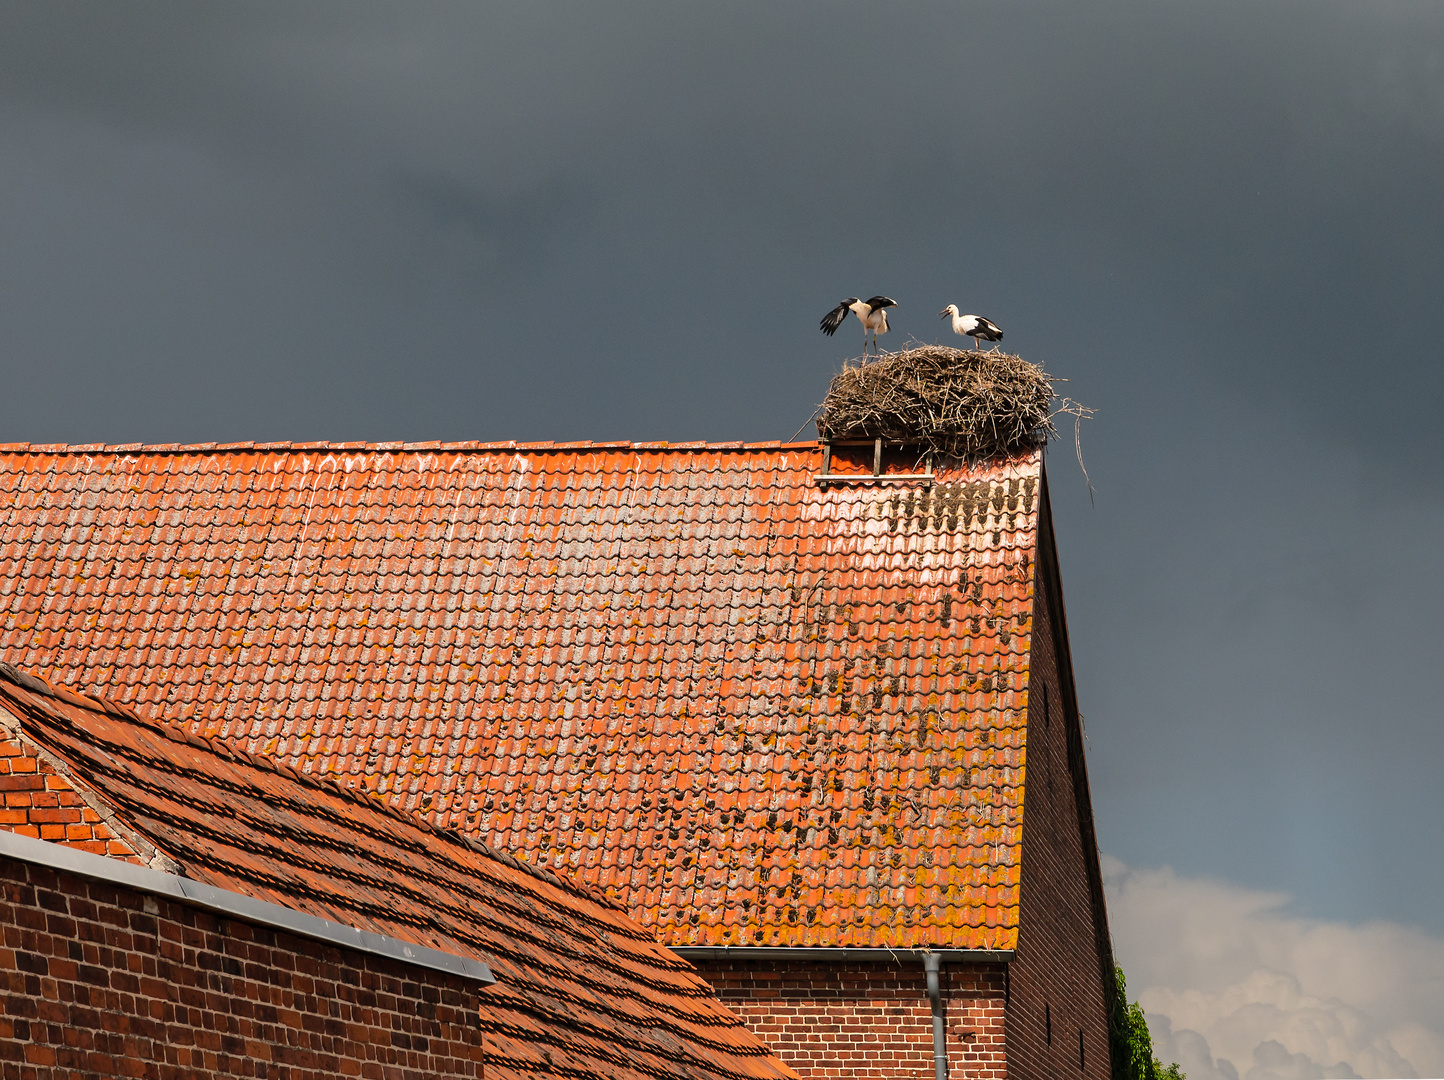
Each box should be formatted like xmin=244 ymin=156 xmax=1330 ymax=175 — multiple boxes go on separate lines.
xmin=0 ymin=731 xmax=139 ymax=863
xmin=694 ymin=959 xmax=1006 ymax=1080
xmin=0 ymin=858 xmax=485 ymax=1079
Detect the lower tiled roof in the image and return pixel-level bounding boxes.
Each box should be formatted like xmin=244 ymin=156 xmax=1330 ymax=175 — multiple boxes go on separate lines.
xmin=0 ymin=665 xmax=795 ymax=1080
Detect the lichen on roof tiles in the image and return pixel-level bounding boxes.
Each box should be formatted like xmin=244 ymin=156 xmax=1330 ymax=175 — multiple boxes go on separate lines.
xmin=0 ymin=442 xmax=1043 ymax=951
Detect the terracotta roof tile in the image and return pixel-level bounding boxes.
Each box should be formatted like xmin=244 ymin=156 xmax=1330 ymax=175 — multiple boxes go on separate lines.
xmin=0 ymin=442 xmax=1041 ymax=951
xmin=0 ymin=666 xmax=795 ymax=1080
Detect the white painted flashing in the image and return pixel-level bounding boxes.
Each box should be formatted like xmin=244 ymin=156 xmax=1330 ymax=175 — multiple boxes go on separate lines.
xmin=0 ymin=829 xmax=494 ymax=985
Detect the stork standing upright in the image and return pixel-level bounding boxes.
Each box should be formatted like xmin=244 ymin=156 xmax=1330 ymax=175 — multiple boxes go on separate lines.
xmin=939 ymin=305 xmax=1004 ymax=352
xmin=820 ymin=296 xmax=897 ymax=356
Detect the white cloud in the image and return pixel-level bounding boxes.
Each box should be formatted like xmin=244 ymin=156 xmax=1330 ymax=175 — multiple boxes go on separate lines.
xmin=1103 ymin=857 xmax=1444 ymax=1080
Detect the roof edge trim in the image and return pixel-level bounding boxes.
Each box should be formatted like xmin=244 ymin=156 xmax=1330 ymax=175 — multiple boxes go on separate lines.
xmin=0 ymin=830 xmax=495 ymax=985
xmin=0 ymin=439 xmax=823 ymax=455
xmin=672 ymin=946 xmax=1013 ymax=964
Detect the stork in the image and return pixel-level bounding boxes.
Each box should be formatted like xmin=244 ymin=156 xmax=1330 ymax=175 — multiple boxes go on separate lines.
xmin=820 ymin=296 xmax=897 ymax=356
xmin=939 ymin=305 xmax=1003 ymax=352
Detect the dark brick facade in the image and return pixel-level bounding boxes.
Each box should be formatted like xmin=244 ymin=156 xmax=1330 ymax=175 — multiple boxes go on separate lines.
xmin=1002 ymin=493 xmax=1114 ymax=1080
xmin=693 ymin=959 xmax=1006 ymax=1080
xmin=0 ymin=858 xmax=486 ymax=1079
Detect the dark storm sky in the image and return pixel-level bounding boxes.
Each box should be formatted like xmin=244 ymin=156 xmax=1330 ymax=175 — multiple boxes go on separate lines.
xmin=2 ymin=2 xmax=1441 ymax=938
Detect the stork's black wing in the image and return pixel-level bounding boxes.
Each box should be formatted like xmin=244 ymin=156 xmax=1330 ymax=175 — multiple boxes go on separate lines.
xmin=974 ymin=317 xmax=1003 ymax=341
xmin=820 ymin=302 xmax=850 ymax=336
xmin=864 ymin=296 xmax=897 ymax=312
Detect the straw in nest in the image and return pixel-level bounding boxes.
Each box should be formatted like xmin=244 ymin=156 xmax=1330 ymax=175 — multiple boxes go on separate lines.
xmin=817 ymin=345 xmax=1057 ymax=459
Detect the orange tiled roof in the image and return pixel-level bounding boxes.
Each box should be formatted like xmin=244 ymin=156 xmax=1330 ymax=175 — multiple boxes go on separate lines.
xmin=0 ymin=440 xmax=1041 ymax=950
xmin=0 ymin=664 xmax=796 ymax=1080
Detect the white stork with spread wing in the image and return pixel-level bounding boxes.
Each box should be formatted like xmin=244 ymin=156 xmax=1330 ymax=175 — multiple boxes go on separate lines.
xmin=821 ymin=295 xmax=897 ymax=355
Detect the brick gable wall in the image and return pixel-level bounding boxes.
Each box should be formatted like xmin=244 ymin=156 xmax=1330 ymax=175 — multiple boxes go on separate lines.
xmin=1002 ymin=493 xmax=1113 ymax=1080
xmin=693 ymin=958 xmax=1006 ymax=1080
xmin=0 ymin=858 xmax=486 ymax=1079
xmin=0 ymin=730 xmax=140 ymax=862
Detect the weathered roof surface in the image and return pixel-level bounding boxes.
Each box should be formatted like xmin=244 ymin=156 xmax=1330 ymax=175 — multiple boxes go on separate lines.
xmin=0 ymin=440 xmax=1041 ymax=950
xmin=0 ymin=665 xmax=796 ymax=1080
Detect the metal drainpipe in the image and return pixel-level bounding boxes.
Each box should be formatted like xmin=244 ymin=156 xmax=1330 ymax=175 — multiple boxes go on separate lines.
xmin=924 ymin=952 xmax=948 ymax=1080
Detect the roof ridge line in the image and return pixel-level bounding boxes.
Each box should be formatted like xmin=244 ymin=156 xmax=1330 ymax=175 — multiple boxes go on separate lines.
xmin=0 ymin=440 xmax=824 ymax=455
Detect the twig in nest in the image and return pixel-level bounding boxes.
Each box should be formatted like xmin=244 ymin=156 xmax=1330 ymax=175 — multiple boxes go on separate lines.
xmin=1051 ymin=397 xmax=1097 ymax=505
xmin=791 ymin=404 xmax=825 ymax=441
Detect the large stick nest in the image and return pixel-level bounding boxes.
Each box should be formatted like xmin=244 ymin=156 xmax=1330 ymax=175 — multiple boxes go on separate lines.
xmin=817 ymin=345 xmax=1057 ymax=459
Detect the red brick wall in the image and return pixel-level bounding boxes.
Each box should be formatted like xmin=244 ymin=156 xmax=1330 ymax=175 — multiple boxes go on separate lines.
xmin=0 ymin=857 xmax=485 ymax=1079
xmin=0 ymin=730 xmax=140 ymax=861
xmin=693 ymin=958 xmax=1006 ymax=1080
xmin=1003 ymin=499 xmax=1113 ymax=1080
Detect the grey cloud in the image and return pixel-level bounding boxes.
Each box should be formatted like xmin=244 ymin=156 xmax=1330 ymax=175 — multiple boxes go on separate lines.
xmin=1149 ymin=1017 xmax=1241 ymax=1080
xmin=1249 ymin=1040 xmax=1359 ymax=1080
xmin=391 ymin=173 xmax=600 ymax=275
xmin=1105 ymin=857 xmax=1444 ymax=1079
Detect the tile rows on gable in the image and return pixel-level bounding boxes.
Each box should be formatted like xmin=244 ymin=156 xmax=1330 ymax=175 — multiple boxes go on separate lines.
xmin=0 ymin=443 xmax=1044 ymax=951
